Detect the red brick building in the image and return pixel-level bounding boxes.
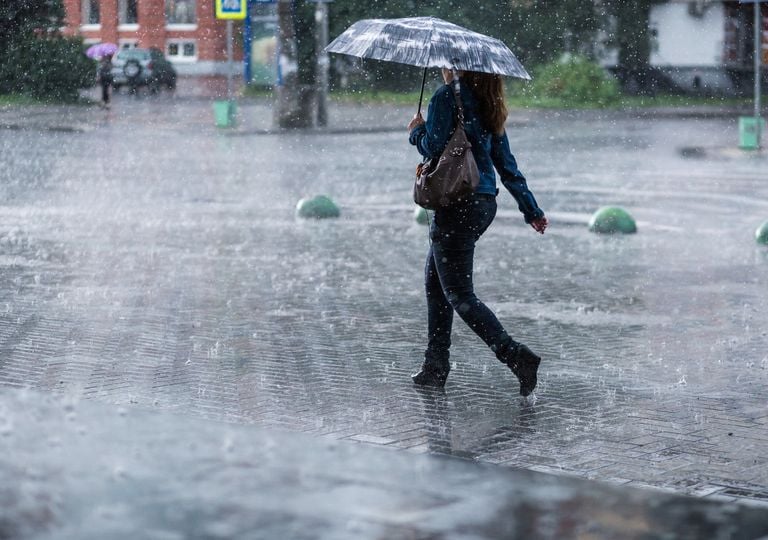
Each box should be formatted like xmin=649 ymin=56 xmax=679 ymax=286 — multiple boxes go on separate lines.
xmin=62 ymin=0 xmax=243 ymax=76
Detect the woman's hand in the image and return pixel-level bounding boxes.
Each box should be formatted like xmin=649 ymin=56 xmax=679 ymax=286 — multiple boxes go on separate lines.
xmin=408 ymin=113 xmax=425 ymax=131
xmin=530 ymin=216 xmax=548 ymax=234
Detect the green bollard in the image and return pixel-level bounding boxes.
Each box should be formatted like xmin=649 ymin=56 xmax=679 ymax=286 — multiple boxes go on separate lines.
xmin=588 ymin=206 xmax=637 ymax=234
xmin=414 ymin=207 xmax=429 ymax=225
xmin=296 ymin=195 xmax=340 ymax=219
xmin=756 ymin=221 xmax=768 ymax=245
xmin=738 ymin=117 xmax=765 ymax=150
xmin=213 ymin=100 xmax=237 ymax=128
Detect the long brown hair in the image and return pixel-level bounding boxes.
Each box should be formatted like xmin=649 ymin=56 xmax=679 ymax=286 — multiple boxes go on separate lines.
xmin=461 ymin=71 xmax=507 ymax=135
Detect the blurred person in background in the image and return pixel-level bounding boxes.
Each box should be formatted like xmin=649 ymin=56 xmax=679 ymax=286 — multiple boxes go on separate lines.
xmin=97 ymin=54 xmax=114 ymax=109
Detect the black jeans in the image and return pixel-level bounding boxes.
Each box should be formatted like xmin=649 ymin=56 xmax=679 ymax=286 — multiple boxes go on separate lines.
xmin=425 ymin=194 xmax=513 ymax=361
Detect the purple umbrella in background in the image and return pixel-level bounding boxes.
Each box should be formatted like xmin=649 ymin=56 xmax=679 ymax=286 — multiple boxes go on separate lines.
xmin=86 ymin=42 xmax=118 ymax=59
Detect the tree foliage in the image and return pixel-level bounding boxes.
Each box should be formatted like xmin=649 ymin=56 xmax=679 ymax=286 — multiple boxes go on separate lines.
xmin=322 ymin=0 xmax=605 ymax=91
xmin=0 ymin=0 xmax=65 ymax=42
xmin=0 ymin=0 xmax=94 ymax=100
xmin=598 ymin=0 xmax=666 ymax=93
xmin=327 ymin=1 xmax=602 ymax=65
xmin=524 ymin=54 xmax=620 ymax=106
xmin=0 ymin=36 xmax=95 ymax=101
xmin=287 ymin=0 xmax=660 ymax=93
xmin=599 ymin=0 xmax=663 ymax=70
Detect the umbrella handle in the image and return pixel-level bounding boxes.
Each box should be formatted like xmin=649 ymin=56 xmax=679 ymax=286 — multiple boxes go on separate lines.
xmin=417 ymin=67 xmax=427 ymax=117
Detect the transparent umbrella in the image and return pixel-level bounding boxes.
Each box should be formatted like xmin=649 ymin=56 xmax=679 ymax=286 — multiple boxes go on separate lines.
xmin=325 ymin=16 xmax=531 ymax=114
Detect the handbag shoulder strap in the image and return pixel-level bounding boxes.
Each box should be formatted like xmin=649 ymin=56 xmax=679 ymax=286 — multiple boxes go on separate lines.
xmin=450 ymin=78 xmax=466 ymax=127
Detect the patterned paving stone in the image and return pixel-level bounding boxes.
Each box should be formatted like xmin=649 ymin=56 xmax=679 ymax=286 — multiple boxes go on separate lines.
xmin=1 ymin=99 xmax=768 ymax=507
xmin=4 ymin=388 xmax=768 ymax=539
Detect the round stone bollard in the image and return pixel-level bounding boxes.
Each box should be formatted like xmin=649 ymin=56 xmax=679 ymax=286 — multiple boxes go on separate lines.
xmin=588 ymin=206 xmax=637 ymax=234
xmin=296 ymin=195 xmax=340 ymax=219
xmin=756 ymin=221 xmax=768 ymax=245
xmin=414 ymin=207 xmax=429 ymax=225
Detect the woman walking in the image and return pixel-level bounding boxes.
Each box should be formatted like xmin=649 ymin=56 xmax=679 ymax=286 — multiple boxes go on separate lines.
xmin=97 ymin=54 xmax=114 ymax=109
xmin=408 ymin=68 xmax=548 ymax=396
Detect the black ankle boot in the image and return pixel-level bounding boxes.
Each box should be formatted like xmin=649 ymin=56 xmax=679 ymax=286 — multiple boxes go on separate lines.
xmin=412 ymin=353 xmax=450 ymax=388
xmin=501 ymin=343 xmax=541 ymax=397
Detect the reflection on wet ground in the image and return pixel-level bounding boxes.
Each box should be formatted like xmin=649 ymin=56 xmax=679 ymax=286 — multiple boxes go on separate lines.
xmin=6 ymin=387 xmax=768 ymax=540
xmin=1 ymin=97 xmax=767 ymax=504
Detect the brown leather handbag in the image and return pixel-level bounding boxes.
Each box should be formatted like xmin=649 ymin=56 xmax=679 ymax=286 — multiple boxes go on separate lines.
xmin=413 ymin=81 xmax=480 ymax=210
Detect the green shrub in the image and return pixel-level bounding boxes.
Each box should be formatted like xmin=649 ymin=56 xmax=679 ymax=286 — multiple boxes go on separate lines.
xmin=522 ymin=54 xmax=620 ymax=107
xmin=0 ymin=36 xmax=95 ymax=102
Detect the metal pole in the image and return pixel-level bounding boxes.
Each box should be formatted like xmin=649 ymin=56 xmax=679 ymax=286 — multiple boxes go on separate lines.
xmin=754 ymin=1 xmax=763 ymax=146
xmin=227 ymin=19 xmax=234 ymax=101
xmin=755 ymin=2 xmax=761 ymax=118
xmin=243 ymin=0 xmax=252 ymax=85
xmin=315 ymin=1 xmax=329 ymax=126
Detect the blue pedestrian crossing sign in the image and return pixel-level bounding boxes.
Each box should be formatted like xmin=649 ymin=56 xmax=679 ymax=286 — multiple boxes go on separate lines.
xmin=215 ymin=0 xmax=246 ymax=19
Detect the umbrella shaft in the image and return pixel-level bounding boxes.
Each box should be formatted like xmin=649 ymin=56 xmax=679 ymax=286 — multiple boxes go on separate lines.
xmin=417 ymin=68 xmax=427 ymax=117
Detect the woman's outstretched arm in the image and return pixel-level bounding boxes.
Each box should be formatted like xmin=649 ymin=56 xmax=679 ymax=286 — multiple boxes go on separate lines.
xmin=491 ymin=131 xmax=546 ymax=231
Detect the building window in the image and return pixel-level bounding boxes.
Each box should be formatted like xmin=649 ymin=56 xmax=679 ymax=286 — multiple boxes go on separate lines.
xmin=119 ymin=0 xmax=138 ymax=25
xmin=81 ymin=0 xmax=100 ymax=25
xmin=119 ymin=39 xmax=139 ymax=50
xmin=166 ymin=39 xmax=197 ymax=61
xmin=165 ymin=0 xmax=196 ymax=25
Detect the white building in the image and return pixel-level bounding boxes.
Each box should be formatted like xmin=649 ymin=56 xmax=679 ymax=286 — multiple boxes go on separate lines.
xmin=648 ymin=0 xmax=766 ymax=94
xmin=601 ymin=0 xmax=766 ymax=95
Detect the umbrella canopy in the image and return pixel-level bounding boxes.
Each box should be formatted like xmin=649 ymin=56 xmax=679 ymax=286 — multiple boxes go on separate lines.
xmin=86 ymin=42 xmax=118 ymax=59
xmin=325 ymin=16 xmax=530 ymax=79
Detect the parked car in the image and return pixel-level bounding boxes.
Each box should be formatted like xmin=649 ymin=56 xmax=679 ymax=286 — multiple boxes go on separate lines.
xmin=111 ymin=48 xmax=177 ymax=93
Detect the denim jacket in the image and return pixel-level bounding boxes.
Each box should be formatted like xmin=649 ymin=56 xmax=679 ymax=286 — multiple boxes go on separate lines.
xmin=409 ymin=82 xmax=544 ymax=223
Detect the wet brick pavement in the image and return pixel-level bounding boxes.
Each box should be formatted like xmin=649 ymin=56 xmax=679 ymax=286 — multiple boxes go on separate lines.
xmin=2 ymin=91 xmax=768 ymax=510
xmin=4 ymin=387 xmax=768 ymax=540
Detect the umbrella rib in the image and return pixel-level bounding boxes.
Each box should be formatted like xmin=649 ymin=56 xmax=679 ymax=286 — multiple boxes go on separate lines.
xmin=424 ymin=22 xmax=437 ymax=69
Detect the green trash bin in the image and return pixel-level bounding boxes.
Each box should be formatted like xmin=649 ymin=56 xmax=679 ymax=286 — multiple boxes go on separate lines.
xmin=738 ymin=116 xmax=764 ymax=150
xmin=213 ymin=100 xmax=237 ymax=128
